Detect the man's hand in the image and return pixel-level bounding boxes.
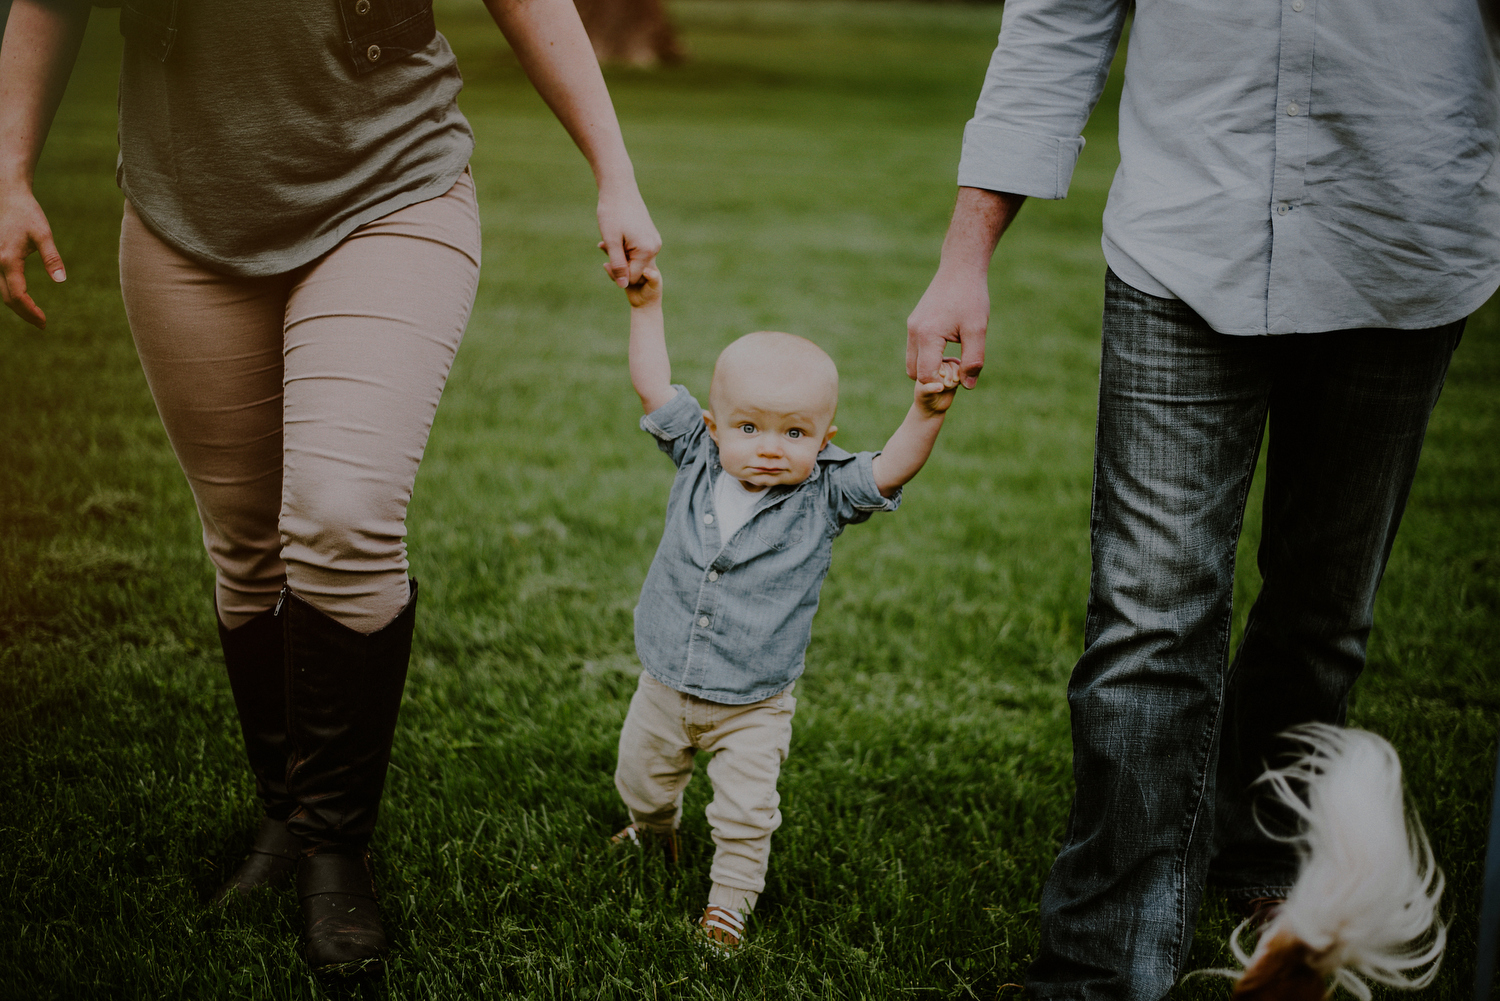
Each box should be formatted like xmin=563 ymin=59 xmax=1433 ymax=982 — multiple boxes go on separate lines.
xmin=915 ymin=356 xmax=962 ymax=416
xmin=906 ymin=187 xmax=1026 ymax=389
xmin=0 ymin=183 xmax=66 ymax=329
xmin=907 ymin=264 xmax=988 ymax=390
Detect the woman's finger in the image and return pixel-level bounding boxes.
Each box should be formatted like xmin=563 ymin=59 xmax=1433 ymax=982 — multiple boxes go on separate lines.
xmin=1 ymin=259 xmax=47 ymax=328
xmin=37 ymin=231 xmax=66 ymax=283
xmin=624 ymin=230 xmax=660 ymax=285
xmin=603 ymin=234 xmax=630 ymax=287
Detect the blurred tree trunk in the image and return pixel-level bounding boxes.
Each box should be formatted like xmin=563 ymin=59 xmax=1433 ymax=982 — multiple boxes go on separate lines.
xmin=574 ymin=0 xmax=684 ymax=67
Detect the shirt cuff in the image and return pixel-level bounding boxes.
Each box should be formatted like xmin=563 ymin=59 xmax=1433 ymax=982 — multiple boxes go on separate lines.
xmin=848 ymin=452 xmax=902 ymax=514
xmin=957 ymin=121 xmax=1086 ymax=200
xmin=639 ymin=385 xmax=704 ymax=441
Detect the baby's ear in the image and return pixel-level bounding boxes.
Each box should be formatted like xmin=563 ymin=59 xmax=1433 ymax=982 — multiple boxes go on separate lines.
xmin=703 ymin=411 xmax=718 ymax=442
xmin=820 ymin=425 xmax=838 ymax=450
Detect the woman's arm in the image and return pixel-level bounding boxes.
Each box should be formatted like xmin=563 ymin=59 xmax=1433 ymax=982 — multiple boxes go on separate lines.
xmin=481 ymin=0 xmax=660 ymax=287
xmin=0 ymin=0 xmax=90 ymax=329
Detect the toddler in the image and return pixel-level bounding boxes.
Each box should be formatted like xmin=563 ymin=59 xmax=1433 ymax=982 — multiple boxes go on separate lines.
xmin=610 ymin=266 xmax=960 ymax=949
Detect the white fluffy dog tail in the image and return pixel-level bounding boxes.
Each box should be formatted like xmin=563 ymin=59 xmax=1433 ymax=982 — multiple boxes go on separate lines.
xmin=1226 ymin=724 xmax=1446 ymax=1001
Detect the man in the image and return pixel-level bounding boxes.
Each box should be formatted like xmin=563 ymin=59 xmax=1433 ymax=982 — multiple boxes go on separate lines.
xmin=906 ymin=3 xmax=1498 ymax=999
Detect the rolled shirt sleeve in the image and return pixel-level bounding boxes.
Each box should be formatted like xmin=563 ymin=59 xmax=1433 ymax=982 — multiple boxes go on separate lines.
xmin=957 ymin=0 xmax=1129 ymax=199
xmin=822 ymin=451 xmax=901 ymax=529
xmin=640 ymin=385 xmax=709 ymax=468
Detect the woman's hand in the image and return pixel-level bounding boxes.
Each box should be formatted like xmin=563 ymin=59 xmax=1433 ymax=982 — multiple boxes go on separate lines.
xmin=0 ymin=0 xmax=91 ymax=329
xmin=598 ymin=184 xmax=660 ymax=288
xmin=0 ymin=183 xmax=66 ymax=329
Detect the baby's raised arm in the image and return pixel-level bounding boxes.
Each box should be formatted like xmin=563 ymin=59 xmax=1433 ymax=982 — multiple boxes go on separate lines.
xmin=871 ymin=357 xmax=962 ymax=497
xmin=613 ymin=265 xmax=675 ymax=413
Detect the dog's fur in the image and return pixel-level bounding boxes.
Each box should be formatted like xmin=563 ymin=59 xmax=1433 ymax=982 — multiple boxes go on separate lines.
xmin=1211 ymin=725 xmax=1445 ymax=1000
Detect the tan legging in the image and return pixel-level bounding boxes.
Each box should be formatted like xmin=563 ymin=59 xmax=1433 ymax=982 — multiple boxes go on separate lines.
xmin=120 ymin=171 xmax=481 ymax=634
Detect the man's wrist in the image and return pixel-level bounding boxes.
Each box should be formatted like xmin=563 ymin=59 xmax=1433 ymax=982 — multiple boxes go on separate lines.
xmin=933 ymin=255 xmax=991 ymax=283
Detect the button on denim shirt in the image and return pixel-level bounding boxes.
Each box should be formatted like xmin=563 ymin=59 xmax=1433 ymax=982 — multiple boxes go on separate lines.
xmin=635 ymin=386 xmax=901 ymax=705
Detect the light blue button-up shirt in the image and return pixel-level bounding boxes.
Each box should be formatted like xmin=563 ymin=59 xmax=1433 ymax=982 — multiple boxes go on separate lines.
xmin=958 ymin=0 xmax=1500 ymax=335
xmin=633 ymin=387 xmax=901 ymax=705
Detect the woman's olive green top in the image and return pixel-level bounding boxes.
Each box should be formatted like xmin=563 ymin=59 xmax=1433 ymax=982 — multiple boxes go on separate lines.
xmin=116 ymin=0 xmax=474 ymax=276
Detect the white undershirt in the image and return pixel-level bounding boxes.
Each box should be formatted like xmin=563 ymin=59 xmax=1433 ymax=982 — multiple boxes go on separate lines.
xmin=712 ymin=472 xmax=764 ymax=544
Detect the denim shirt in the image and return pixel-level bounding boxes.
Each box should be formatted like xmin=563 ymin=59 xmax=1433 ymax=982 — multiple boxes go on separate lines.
xmin=634 ymin=386 xmax=901 ymax=705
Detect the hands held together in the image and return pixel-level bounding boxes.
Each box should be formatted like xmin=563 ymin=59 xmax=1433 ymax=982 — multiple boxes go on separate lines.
xmin=597 ymin=186 xmax=661 ymax=290
xmin=914 ymin=357 xmax=962 ymax=415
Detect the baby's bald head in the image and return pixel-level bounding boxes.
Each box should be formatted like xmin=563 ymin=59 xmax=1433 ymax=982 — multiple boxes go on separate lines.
xmin=709 ymin=332 xmax=839 ymax=427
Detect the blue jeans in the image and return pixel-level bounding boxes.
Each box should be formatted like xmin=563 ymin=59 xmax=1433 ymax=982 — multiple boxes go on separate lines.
xmin=1027 ymin=271 xmax=1464 ymax=1001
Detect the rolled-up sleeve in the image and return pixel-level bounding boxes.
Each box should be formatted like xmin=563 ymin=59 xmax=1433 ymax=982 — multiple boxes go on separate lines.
xmin=824 ymin=452 xmax=901 ymax=529
xmin=957 ymin=0 xmax=1129 ymax=199
xmin=639 ymin=385 xmax=708 ymax=468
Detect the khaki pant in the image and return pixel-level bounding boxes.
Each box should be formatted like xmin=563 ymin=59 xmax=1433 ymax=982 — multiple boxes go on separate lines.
xmin=119 ymin=172 xmax=481 ymax=634
xmin=614 ymin=673 xmax=797 ymax=913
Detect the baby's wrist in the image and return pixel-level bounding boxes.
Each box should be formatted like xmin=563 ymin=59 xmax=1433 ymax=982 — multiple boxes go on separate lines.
xmin=911 ymin=397 xmax=946 ymax=417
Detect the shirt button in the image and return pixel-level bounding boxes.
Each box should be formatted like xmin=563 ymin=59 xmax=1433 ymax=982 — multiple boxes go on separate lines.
xmin=703 ymin=513 xmax=714 ymax=526
xmin=1291 ymin=0 xmax=1304 ymax=9
xmin=698 ymin=616 xmax=710 ymax=627
xmin=355 ymin=0 xmax=371 ymax=12
xmin=708 ymin=571 xmax=719 ymax=581
xmin=1276 ymin=203 xmax=1290 ymax=216
xmin=1286 ymin=102 xmax=1299 ymax=116
xmin=366 ymin=43 xmax=381 ymax=62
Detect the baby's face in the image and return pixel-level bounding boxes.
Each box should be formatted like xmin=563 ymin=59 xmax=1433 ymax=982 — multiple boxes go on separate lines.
xmin=707 ymin=395 xmax=836 ymax=491
xmin=706 ymin=332 xmax=839 ymax=490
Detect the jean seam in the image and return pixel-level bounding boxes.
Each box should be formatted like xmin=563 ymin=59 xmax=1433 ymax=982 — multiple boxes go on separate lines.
xmin=1170 ymin=396 xmax=1269 ymax=975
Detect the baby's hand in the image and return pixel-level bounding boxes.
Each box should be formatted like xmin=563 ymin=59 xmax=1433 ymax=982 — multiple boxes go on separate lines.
xmin=602 ymin=249 xmax=662 ymax=309
xmin=915 ymin=357 xmax=962 ymax=415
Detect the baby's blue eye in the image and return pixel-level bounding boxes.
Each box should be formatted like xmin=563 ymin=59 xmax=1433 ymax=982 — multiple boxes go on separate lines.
xmin=739 ymin=423 xmax=756 ymax=434
xmin=787 ymin=429 xmax=804 ymax=439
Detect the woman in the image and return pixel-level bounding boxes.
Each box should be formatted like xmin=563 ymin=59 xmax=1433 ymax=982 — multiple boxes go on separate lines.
xmin=0 ymin=0 xmax=659 ymax=973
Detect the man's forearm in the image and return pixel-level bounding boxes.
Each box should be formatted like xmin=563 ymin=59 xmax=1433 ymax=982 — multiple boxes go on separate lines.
xmin=0 ymin=0 xmax=90 ymax=187
xmin=905 ymin=187 xmax=1026 ymax=387
xmin=938 ymin=187 xmax=1026 ymax=276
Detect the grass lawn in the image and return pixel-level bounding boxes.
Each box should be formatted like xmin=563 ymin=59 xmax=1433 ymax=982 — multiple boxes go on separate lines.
xmin=2 ymin=2 xmax=1497 ymax=997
